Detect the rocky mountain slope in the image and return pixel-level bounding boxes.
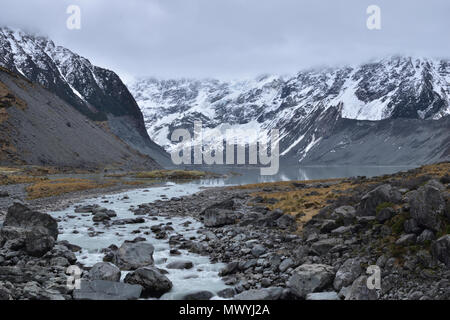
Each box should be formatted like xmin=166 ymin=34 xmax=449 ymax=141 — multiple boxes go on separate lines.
xmin=129 ymin=56 xmax=450 ymax=165
xmin=0 ymin=66 xmax=159 ymax=169
xmin=0 ymin=27 xmax=169 ymax=166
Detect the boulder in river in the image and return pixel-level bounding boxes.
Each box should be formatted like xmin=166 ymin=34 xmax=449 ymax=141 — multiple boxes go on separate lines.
xmin=124 ymin=267 xmax=172 ymax=298
xmin=113 ymin=241 xmax=154 ymax=270
xmin=89 ymin=262 xmax=121 ymax=282
xmin=73 ymin=280 xmax=142 ymax=300
xmin=166 ymin=260 xmax=194 ymax=270
xmin=182 ymin=291 xmax=214 ymax=300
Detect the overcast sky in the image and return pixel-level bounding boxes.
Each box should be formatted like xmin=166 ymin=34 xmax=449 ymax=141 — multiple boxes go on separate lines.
xmin=1 ymin=0 xmax=449 ymax=80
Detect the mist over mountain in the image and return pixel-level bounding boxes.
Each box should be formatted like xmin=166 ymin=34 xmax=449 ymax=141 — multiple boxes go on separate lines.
xmin=0 ymin=26 xmax=169 ymax=166
xmin=128 ymin=56 xmax=450 ymax=165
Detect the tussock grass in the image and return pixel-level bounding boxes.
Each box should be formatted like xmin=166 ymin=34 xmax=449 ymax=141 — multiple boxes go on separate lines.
xmin=0 ymin=174 xmax=47 ymax=185
xmin=26 ymin=178 xmax=114 ymax=199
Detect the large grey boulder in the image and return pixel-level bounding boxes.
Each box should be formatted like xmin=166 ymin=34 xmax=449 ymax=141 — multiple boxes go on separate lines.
xmin=89 ymin=262 xmax=121 ymax=282
xmin=234 ymin=287 xmax=283 ymax=300
xmin=276 ymin=214 xmax=297 ymax=230
xmin=204 ymin=209 xmax=237 ymax=227
xmin=124 ymin=267 xmax=172 ymax=298
xmin=24 ymin=226 xmax=56 ymax=257
xmin=0 ymin=204 xmax=58 ymax=257
xmin=113 ymin=241 xmax=154 ymax=270
xmin=311 ymin=238 xmax=342 ymax=255
xmin=182 ymin=291 xmax=214 ymax=300
xmin=345 ymin=276 xmax=378 ymax=300
xmin=358 ymin=184 xmax=401 ymax=216
xmin=166 ymin=260 xmax=193 ymax=270
xmin=409 ymin=183 xmax=445 ymax=231
xmin=333 ymin=258 xmax=362 ymax=291
xmin=331 ymin=206 xmax=356 ymax=225
xmin=73 ymin=280 xmax=142 ymax=300
xmin=3 ymin=203 xmax=58 ymax=240
xmin=431 ymin=235 xmax=450 ymax=268
xmin=288 ymin=264 xmax=335 ymax=298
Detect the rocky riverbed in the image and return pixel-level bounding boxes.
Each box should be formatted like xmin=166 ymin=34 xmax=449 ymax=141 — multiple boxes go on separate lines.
xmin=0 ymin=163 xmax=449 ymax=300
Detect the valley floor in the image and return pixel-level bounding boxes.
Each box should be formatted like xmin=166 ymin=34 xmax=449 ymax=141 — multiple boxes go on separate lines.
xmin=0 ymin=162 xmax=449 ymax=300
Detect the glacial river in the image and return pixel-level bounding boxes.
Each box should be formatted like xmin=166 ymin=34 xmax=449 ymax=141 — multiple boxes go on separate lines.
xmin=49 ymin=165 xmax=414 ymax=299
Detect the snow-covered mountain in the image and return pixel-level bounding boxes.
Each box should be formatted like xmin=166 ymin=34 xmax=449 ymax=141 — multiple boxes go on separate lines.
xmin=128 ymin=56 xmax=450 ymax=165
xmin=0 ymin=26 xmax=169 ymax=165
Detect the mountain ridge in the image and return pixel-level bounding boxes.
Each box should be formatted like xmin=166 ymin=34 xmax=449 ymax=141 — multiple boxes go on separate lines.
xmin=128 ymin=56 xmax=450 ymax=165
xmin=0 ymin=26 xmax=170 ymax=166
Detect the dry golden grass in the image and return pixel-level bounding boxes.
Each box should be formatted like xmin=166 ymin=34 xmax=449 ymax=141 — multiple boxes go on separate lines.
xmin=25 ymin=178 xmax=115 ymax=199
xmin=0 ymin=174 xmax=47 ymax=186
xmin=250 ymin=181 xmax=354 ymax=230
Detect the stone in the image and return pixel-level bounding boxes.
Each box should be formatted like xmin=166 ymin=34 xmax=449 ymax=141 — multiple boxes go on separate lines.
xmin=166 ymin=260 xmax=193 ymax=270
xmin=251 ymin=244 xmax=267 ymax=257
xmin=234 ymin=287 xmax=283 ymax=300
xmin=288 ymin=264 xmax=335 ymax=298
xmin=24 ymin=226 xmax=55 ymax=257
xmin=124 ymin=267 xmax=172 ymax=298
xmin=431 ymin=235 xmax=450 ymax=267
xmin=395 ymin=234 xmax=417 ymax=246
xmin=306 ymin=292 xmax=339 ymax=300
xmin=217 ymin=288 xmax=236 ymax=298
xmin=276 ymin=214 xmax=297 ymax=230
xmin=332 ymin=206 xmax=356 ymax=225
xmin=359 ymin=184 xmax=401 ymax=216
xmin=92 ymin=212 xmax=111 ymax=222
xmin=182 ymin=291 xmax=214 ymax=300
xmin=220 ymin=262 xmax=239 ymax=276
xmin=376 ymin=207 xmax=395 ymax=223
xmin=113 ymin=241 xmax=154 ymax=270
xmin=89 ymin=262 xmax=121 ymax=282
xmin=4 ymin=203 xmax=58 ymax=240
xmin=409 ymin=184 xmax=445 ymax=231
xmin=279 ymin=258 xmax=295 ymax=272
xmin=333 ymin=258 xmax=362 ymax=291
xmin=404 ymin=219 xmax=421 ymax=234
xmin=204 ymin=209 xmax=237 ymax=227
xmin=311 ymin=238 xmax=342 ymax=255
xmin=417 ymin=229 xmax=435 ymax=244
xmin=345 ymin=276 xmax=378 ymax=300
xmin=73 ymin=280 xmax=142 ymax=300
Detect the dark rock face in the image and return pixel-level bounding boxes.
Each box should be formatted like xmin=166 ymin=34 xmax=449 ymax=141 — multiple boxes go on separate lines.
xmin=0 ymin=27 xmax=168 ymax=167
xmin=0 ymin=203 xmax=58 ymax=257
xmin=113 ymin=241 xmax=155 ymax=270
xmin=3 ymin=203 xmax=58 ymax=240
xmin=409 ymin=183 xmax=446 ymax=231
xmin=124 ymin=267 xmax=172 ymax=298
xmin=73 ymin=280 xmax=142 ymax=300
